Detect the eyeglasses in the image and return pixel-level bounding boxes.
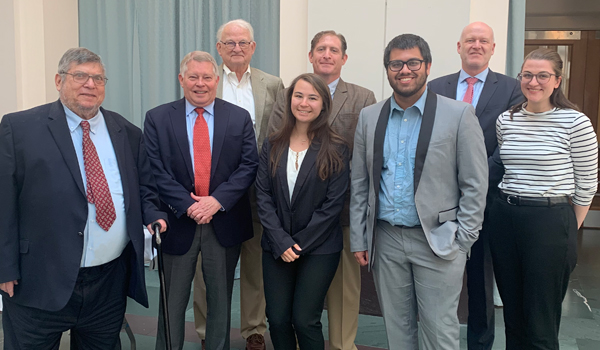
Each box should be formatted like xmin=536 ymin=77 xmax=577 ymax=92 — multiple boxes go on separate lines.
xmin=219 ymin=40 xmax=253 ymax=50
xmin=387 ymin=59 xmax=425 ymax=72
xmin=62 ymin=72 xmax=108 ymax=86
xmin=517 ymin=72 xmax=558 ymax=84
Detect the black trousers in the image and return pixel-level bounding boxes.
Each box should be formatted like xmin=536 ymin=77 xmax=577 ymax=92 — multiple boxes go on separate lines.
xmin=466 ymin=209 xmax=496 ymax=350
xmin=262 ymin=251 xmax=340 ymax=350
xmin=489 ymin=197 xmax=577 ymax=350
xmin=2 ymin=248 xmax=129 ymax=350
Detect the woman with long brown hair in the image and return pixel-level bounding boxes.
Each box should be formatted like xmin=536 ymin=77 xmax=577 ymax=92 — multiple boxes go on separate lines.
xmin=491 ymin=48 xmax=598 ymax=349
xmin=256 ymin=73 xmax=349 ymax=349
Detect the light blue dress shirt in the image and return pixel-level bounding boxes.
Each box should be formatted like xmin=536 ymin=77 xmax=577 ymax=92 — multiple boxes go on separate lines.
xmin=378 ymin=88 xmax=428 ymax=227
xmin=64 ymin=106 xmax=128 ymax=267
xmin=185 ymin=99 xmax=215 ymax=174
xmin=328 ymin=77 xmax=340 ymax=98
xmin=456 ymin=68 xmax=489 ymax=107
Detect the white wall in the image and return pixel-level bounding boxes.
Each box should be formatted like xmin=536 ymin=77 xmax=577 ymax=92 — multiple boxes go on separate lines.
xmin=383 ymin=0 xmax=471 ymax=97
xmin=470 ymin=0 xmax=509 ymax=74
xmin=0 ymin=0 xmax=78 ymax=118
xmin=307 ymin=0 xmax=387 ymax=99
xmin=279 ymin=0 xmax=309 ymax=86
xmin=0 ymin=0 xmax=19 ymax=119
xmin=280 ymin=0 xmax=510 ymax=101
xmin=43 ymin=0 xmax=79 ymax=103
xmin=14 ymin=0 xmax=48 ymax=110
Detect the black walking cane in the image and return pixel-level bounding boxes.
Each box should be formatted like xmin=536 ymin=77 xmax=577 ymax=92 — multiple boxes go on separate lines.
xmin=153 ymin=222 xmax=172 ymax=350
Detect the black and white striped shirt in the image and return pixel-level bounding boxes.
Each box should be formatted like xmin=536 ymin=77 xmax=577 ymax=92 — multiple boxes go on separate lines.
xmin=496 ymin=107 xmax=598 ymax=206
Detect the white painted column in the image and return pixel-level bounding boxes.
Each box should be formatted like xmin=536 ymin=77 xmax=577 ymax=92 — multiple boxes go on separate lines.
xmin=0 ymin=0 xmax=78 ymax=118
xmin=307 ymin=0 xmax=386 ymax=100
xmin=383 ymin=0 xmax=471 ymax=98
xmin=42 ymin=0 xmax=79 ymax=103
xmin=470 ymin=0 xmax=510 ymax=74
xmin=0 ymin=0 xmax=19 ymax=119
xmin=280 ymin=0 xmax=511 ymax=101
xmin=279 ymin=0 xmax=309 ymax=86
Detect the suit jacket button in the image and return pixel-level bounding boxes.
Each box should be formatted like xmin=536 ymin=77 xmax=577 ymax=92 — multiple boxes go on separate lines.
xmin=78 ymin=232 xmax=84 ymax=236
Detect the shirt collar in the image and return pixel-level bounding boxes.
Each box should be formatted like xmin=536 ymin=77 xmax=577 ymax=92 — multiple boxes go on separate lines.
xmin=459 ymin=67 xmax=489 ymax=84
xmin=390 ymin=87 xmax=428 ymax=115
xmin=223 ymin=64 xmax=251 ymax=82
xmin=185 ymin=99 xmax=215 ymax=117
xmin=63 ymin=103 xmax=103 ymax=134
xmin=328 ymin=77 xmax=340 ymax=97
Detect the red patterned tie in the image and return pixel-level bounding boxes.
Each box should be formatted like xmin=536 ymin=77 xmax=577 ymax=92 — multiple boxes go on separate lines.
xmin=462 ymin=77 xmax=479 ymax=104
xmin=81 ymin=121 xmax=116 ymax=231
xmin=193 ymin=108 xmax=211 ymax=196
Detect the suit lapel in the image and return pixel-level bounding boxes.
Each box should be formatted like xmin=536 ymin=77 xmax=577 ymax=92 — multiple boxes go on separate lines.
xmin=251 ymin=70 xmax=268 ymax=140
xmin=370 ymin=99 xmax=391 ymax=259
xmin=290 ymin=144 xmax=318 ymax=208
xmin=211 ymin=99 xmax=228 ymax=179
xmin=277 ymin=146 xmax=292 ymax=207
xmin=47 ymin=100 xmax=86 ymax=197
xmin=446 ymin=72 xmax=460 ymax=99
xmin=217 ymin=64 xmax=224 ymax=99
xmin=103 ymin=109 xmax=130 ymax=212
xmin=372 ymin=98 xmax=391 ymax=211
xmin=329 ymin=79 xmax=348 ymax=125
xmin=476 ymin=69 xmax=498 ymax=117
xmin=169 ymin=98 xmax=194 ymax=181
xmin=414 ymin=89 xmax=438 ymax=193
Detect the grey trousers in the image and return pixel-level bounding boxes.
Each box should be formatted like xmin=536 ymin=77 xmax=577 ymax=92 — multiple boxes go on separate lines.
xmin=155 ymin=223 xmax=241 ymax=350
xmin=372 ymin=220 xmax=466 ymax=350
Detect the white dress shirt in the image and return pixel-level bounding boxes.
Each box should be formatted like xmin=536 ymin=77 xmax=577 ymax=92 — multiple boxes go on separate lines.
xmin=222 ymin=65 xmax=256 ymax=133
xmin=64 ymin=105 xmax=128 ymax=267
xmin=287 ymin=148 xmax=308 ymax=201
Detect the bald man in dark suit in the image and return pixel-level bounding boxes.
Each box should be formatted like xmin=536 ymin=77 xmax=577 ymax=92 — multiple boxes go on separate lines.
xmin=428 ymin=22 xmax=523 ymax=350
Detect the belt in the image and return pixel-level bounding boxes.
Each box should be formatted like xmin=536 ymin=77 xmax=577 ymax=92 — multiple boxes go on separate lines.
xmin=499 ymin=191 xmax=569 ymax=207
xmin=377 ymin=219 xmax=422 ymax=229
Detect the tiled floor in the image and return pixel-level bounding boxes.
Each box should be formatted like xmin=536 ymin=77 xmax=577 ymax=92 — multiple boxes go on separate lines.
xmin=2 ymin=229 xmax=600 ymax=349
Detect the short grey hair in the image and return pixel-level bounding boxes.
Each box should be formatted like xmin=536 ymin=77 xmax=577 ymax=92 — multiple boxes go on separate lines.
xmin=58 ymin=47 xmax=105 ymax=75
xmin=216 ymin=19 xmax=254 ymax=42
xmin=179 ymin=51 xmax=218 ymax=76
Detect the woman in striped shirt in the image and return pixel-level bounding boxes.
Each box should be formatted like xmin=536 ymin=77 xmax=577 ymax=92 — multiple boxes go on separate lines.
xmin=491 ymin=48 xmax=598 ymax=349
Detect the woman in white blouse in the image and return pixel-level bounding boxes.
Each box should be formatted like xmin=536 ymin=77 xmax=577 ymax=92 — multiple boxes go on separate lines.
xmin=255 ymin=73 xmax=349 ymax=349
xmin=491 ymin=48 xmax=598 ymax=349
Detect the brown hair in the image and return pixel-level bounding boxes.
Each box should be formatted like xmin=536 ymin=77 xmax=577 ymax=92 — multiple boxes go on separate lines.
xmin=509 ymin=48 xmax=579 ymax=118
xmin=310 ymin=30 xmax=348 ymax=56
xmin=269 ymin=73 xmax=346 ymax=180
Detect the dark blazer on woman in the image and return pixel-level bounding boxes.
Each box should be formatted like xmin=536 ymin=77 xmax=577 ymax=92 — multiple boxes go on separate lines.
xmin=256 ymin=139 xmax=349 ymax=259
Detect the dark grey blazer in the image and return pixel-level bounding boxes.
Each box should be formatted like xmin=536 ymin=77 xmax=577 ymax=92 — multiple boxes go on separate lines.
xmin=268 ymin=78 xmax=376 ymax=225
xmin=256 ymin=140 xmax=349 ymax=259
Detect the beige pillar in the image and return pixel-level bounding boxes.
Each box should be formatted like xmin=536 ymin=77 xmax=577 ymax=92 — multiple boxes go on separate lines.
xmin=279 ymin=0 xmax=309 ymax=86
xmin=0 ymin=0 xmax=78 ymax=118
xmin=280 ymin=0 xmax=511 ymax=100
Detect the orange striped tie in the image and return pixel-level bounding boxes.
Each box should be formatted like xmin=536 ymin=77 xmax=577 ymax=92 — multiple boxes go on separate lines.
xmin=193 ymin=108 xmax=211 ymax=196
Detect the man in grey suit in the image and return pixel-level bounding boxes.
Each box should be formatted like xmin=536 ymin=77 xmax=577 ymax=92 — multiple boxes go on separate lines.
xmin=350 ymin=34 xmax=488 ymax=349
xmin=192 ymin=19 xmax=284 ymax=350
xmin=269 ymin=30 xmax=376 ymax=350
xmin=428 ymin=22 xmax=523 ymax=350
